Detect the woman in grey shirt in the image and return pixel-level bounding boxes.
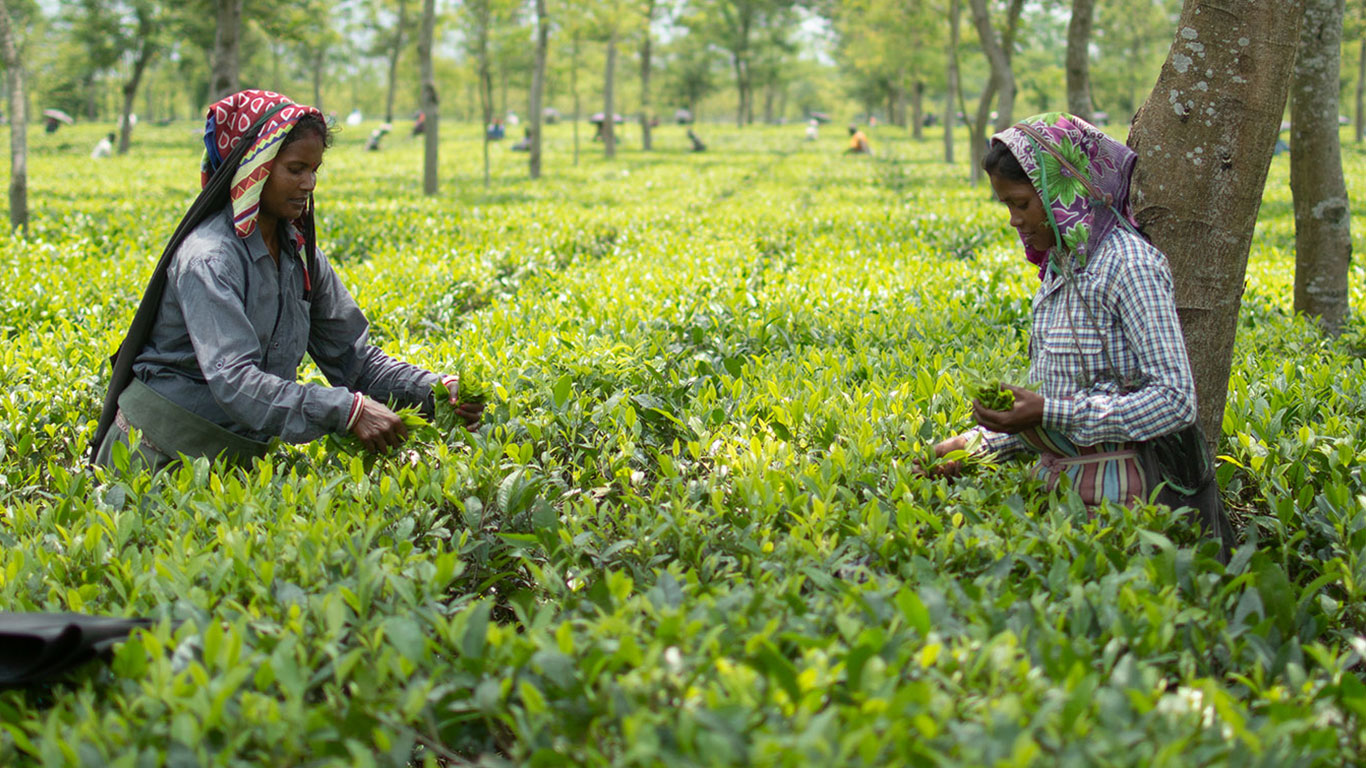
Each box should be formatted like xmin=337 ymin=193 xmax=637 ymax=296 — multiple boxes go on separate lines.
xmin=94 ymin=90 xmax=480 ymax=470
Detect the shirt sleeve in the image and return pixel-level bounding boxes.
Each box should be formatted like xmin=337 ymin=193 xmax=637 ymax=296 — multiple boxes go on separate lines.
xmin=1041 ymin=246 xmax=1197 ymax=444
xmin=304 ymin=251 xmax=441 ymax=412
xmin=171 ymin=245 xmax=355 ymax=443
xmin=969 ymin=426 xmax=1027 ymax=459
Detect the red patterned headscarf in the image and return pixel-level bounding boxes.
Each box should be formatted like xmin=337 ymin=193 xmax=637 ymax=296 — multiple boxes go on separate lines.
xmin=201 ymin=89 xmax=323 ymax=242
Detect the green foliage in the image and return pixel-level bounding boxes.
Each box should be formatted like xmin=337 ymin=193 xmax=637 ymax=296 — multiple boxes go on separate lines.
xmin=1 ymin=122 xmax=1365 ymax=765
xmin=970 ymin=380 xmax=1014 ymax=411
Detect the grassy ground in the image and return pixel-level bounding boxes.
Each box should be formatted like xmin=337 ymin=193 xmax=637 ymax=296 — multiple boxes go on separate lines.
xmin=0 ymin=119 xmax=1364 ymax=766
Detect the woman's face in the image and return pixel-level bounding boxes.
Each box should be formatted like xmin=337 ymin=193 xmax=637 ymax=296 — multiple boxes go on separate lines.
xmin=260 ymin=131 xmax=325 ymax=224
xmin=989 ymin=172 xmax=1056 ymax=252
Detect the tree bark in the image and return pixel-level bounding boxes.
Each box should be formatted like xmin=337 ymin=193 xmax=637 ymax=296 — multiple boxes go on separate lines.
xmin=529 ymin=0 xmax=548 ymax=178
xmin=1291 ymin=0 xmax=1351 ymax=334
xmin=1065 ymin=0 xmax=1096 ymax=122
xmin=117 ymin=38 xmax=154 ymax=155
xmin=733 ymin=54 xmax=748 ymax=127
xmin=385 ymin=0 xmax=409 ymax=123
xmin=911 ymin=80 xmax=924 ymax=140
xmin=968 ymin=0 xmax=1022 ymax=184
xmin=419 ymin=0 xmax=439 ymax=195
xmin=640 ymin=3 xmax=654 ymax=151
xmin=603 ymin=29 xmax=617 ymax=158
xmin=211 ymin=0 xmax=244 ymax=100
xmin=968 ymin=0 xmax=1017 ymax=131
xmin=479 ymin=45 xmax=493 ymax=188
xmin=1356 ymin=33 xmax=1364 ymax=144
xmin=499 ymin=65 xmax=508 ymax=119
xmin=83 ymin=74 xmax=98 ymax=121
xmin=0 ymin=0 xmax=26 ymax=233
xmin=1128 ymin=0 xmax=1306 ymax=446
xmin=945 ymin=0 xmax=960 ymax=164
xmin=311 ymin=46 xmax=325 ymax=114
xmin=572 ymin=29 xmax=580 ymax=166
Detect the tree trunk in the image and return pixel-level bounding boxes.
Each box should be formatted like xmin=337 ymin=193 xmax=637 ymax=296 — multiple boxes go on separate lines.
xmin=0 ymin=0 xmax=26 ymax=233
xmin=733 ymin=54 xmax=746 ymax=127
xmin=529 ymin=0 xmax=548 ymax=178
xmin=968 ymin=0 xmax=1022 ymax=184
xmin=480 ymin=57 xmax=493 ymax=188
xmin=1356 ymin=34 xmax=1364 ymax=144
xmin=84 ymin=74 xmax=98 ymax=121
xmin=572 ymin=30 xmax=580 ymax=166
xmin=971 ymin=78 xmax=999 ymax=185
xmin=272 ymin=41 xmax=284 ymax=92
xmin=945 ymin=0 xmax=960 ymax=164
xmin=143 ymin=72 xmax=154 ymax=124
xmin=1127 ymin=0 xmax=1306 ymax=446
xmin=385 ymin=0 xmax=409 ymax=123
xmin=117 ymin=39 xmax=154 ymax=155
xmin=312 ymin=47 xmax=325 ymax=114
xmin=911 ymin=80 xmax=924 ymax=139
xmin=604 ymin=30 xmax=617 ymax=159
xmin=211 ymin=0 xmax=244 ymax=100
xmin=968 ymin=0 xmax=1018 ymax=133
xmin=1291 ymin=0 xmax=1351 ymax=334
xmin=418 ymin=0 xmax=439 ymax=195
xmin=640 ymin=21 xmax=653 ymax=151
xmin=1065 ymin=0 xmax=1096 ymax=122
xmin=499 ymin=65 xmax=508 ymax=119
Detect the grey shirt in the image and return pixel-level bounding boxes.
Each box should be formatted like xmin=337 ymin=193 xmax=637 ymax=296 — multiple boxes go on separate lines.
xmin=132 ymin=206 xmax=438 ymax=443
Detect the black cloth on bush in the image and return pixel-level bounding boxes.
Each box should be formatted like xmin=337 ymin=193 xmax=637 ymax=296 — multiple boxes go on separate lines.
xmin=1139 ymin=423 xmax=1236 ymax=563
xmin=0 ymin=613 xmax=152 ymax=686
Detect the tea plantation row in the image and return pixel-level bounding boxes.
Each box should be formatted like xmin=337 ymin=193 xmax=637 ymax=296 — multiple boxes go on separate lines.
xmin=0 ymin=122 xmax=1364 ymax=765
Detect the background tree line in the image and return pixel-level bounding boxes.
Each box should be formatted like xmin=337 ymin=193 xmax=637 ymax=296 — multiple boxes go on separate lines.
xmin=4 ymin=0 xmax=1320 ymax=136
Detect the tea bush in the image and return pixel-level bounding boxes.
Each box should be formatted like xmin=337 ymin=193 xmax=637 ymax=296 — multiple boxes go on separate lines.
xmin=1 ymin=121 xmax=1364 ymax=766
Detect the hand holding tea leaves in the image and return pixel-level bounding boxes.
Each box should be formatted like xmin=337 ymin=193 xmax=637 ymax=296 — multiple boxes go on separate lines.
xmin=972 ymin=383 xmax=1044 ymax=434
xmin=349 ymin=398 xmax=413 ymax=452
xmin=434 ymin=375 xmax=485 ymax=431
xmin=916 ymin=430 xmax=986 ymax=478
xmin=332 ymin=375 xmax=489 ymax=454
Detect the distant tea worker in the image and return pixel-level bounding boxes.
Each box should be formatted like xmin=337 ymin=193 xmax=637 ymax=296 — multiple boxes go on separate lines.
xmin=91 ymin=132 xmax=115 ymax=159
xmin=845 ymin=124 xmax=871 ymax=154
xmin=92 ymin=90 xmax=483 ymax=472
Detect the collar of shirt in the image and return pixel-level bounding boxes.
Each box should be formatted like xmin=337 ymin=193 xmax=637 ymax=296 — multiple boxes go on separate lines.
xmin=234 ymin=207 xmax=300 ymax=265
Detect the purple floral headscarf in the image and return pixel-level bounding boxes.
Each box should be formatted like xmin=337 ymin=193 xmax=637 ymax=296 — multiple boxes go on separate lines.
xmin=991 ymin=112 xmax=1139 ymax=279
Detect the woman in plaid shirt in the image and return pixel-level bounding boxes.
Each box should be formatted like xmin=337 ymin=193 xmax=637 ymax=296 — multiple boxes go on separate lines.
xmin=933 ymin=113 xmax=1234 ymax=554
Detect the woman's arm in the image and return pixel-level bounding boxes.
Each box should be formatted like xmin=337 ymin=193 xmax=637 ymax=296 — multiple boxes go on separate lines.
xmin=1041 ymin=240 xmax=1197 ymax=444
xmin=304 ymin=252 xmax=442 ymax=412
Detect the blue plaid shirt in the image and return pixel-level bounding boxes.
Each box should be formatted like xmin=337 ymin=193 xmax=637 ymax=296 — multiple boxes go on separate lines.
xmin=980 ymin=227 xmax=1196 ymax=456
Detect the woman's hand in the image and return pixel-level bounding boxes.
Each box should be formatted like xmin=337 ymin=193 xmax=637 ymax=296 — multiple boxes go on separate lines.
xmin=972 ymin=384 xmax=1044 ymax=434
xmin=350 ymin=397 xmax=409 ymax=452
xmin=912 ymin=435 xmax=970 ymax=478
xmin=440 ymin=375 xmax=484 ymax=428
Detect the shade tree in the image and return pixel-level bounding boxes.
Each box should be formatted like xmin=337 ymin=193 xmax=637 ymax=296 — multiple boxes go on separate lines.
xmin=0 ymin=0 xmax=30 ymax=232
xmin=1128 ymin=0 xmax=1308 ymax=445
xmin=1290 ymin=0 xmax=1351 ymax=334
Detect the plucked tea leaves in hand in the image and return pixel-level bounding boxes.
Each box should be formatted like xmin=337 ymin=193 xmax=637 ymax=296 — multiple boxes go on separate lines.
xmin=972 ymin=381 xmax=1015 ymax=411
